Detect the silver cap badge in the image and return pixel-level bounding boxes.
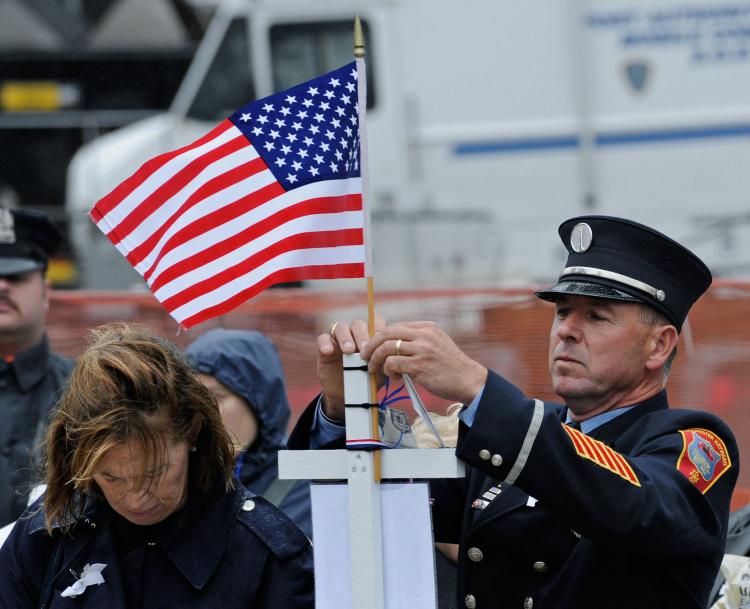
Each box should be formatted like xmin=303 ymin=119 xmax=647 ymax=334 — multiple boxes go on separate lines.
xmin=0 ymin=208 xmax=15 ymax=244
xmin=570 ymin=222 xmax=592 ymax=253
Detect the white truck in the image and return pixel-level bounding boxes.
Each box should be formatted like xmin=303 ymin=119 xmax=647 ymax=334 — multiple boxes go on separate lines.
xmin=66 ymin=0 xmax=750 ymax=289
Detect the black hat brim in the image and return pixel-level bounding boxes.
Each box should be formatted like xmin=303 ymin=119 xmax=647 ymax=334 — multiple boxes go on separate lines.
xmin=536 ymin=280 xmax=644 ymax=304
xmin=0 ymin=257 xmax=45 ymax=276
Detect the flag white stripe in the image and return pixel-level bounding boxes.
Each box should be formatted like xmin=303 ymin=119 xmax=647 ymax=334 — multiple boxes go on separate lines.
xmin=96 ymin=125 xmax=243 ymax=231
xmin=117 ymin=146 xmax=260 ymax=253
xmin=134 ymin=167 xmax=276 ymax=274
xmin=153 ymin=210 xmax=365 ymax=301
xmin=170 ymin=245 xmax=366 ymax=322
xmin=146 ymin=177 xmax=362 ymax=283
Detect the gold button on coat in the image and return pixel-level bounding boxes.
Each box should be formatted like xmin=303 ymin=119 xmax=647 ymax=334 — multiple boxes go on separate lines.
xmin=491 ymin=454 xmax=503 ymax=467
xmin=479 ymin=449 xmax=490 ymax=460
xmin=467 ymin=547 xmax=484 ymax=562
xmin=532 ymin=561 xmax=547 ymax=573
xmin=465 ymin=594 xmax=477 ymax=609
xmin=242 ymin=499 xmax=256 ymax=512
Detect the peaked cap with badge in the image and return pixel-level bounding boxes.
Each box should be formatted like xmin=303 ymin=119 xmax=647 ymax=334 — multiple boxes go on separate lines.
xmin=536 ymin=215 xmax=712 ymax=331
xmin=0 ymin=206 xmax=62 ymax=275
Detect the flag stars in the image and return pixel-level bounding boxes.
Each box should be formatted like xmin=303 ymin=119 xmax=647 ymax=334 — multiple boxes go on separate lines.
xmin=335 ymin=107 xmax=345 ymax=117
xmin=257 ymin=115 xmax=269 ymax=124
xmin=320 ymin=142 xmax=330 ymax=152
xmin=285 ymin=95 xmax=296 ymax=104
xmin=329 ymin=78 xmax=340 ymax=87
xmin=298 ymin=149 xmax=309 ymax=159
xmin=263 ymin=103 xmax=274 ymax=112
xmin=309 ymin=166 xmax=319 ymax=176
xmin=296 ymin=110 xmax=308 ymax=119
xmin=251 ymin=126 xmax=264 ymax=137
xmin=325 ymin=130 xmax=335 ymax=140
xmin=346 ymin=82 xmax=355 ymax=93
xmin=281 ymin=144 xmax=292 ymax=154
xmin=313 ymin=154 xmax=324 ymax=164
xmin=335 ymin=150 xmax=344 ymax=162
xmin=291 ymin=121 xmax=303 ymax=131
xmin=323 ymin=90 xmax=335 ymax=100
xmin=331 ymin=118 xmax=341 ymax=129
xmin=329 ymin=161 xmax=338 ymax=172
xmin=307 ymin=86 xmax=319 ymax=96
xmin=286 ymin=133 xmax=298 ymax=143
xmin=263 ymin=141 xmax=275 ymax=151
xmin=320 ymin=101 xmax=330 ymax=111
xmin=303 ymin=136 xmax=314 ymax=146
xmin=240 ymin=112 xmax=251 ymax=122
xmin=302 ymin=98 xmax=313 ymax=108
xmin=269 ymin=129 xmax=280 ymax=140
xmin=280 ymin=107 xmax=291 ymax=116
xmin=287 ymin=174 xmax=298 ymax=184
xmin=292 ymin=160 xmax=302 ymax=171
xmin=275 ymin=158 xmax=286 ymax=167
xmin=313 ymin=113 xmax=325 ymax=123
xmin=341 ymin=94 xmax=350 ymax=104
xmin=351 ymin=68 xmax=357 ymax=80
xmin=274 ymin=118 xmax=286 ymax=128
xmin=339 ymin=137 xmax=348 ymax=148
xmin=345 ymin=126 xmax=353 ymax=137
xmin=309 ymin=124 xmax=320 ymax=135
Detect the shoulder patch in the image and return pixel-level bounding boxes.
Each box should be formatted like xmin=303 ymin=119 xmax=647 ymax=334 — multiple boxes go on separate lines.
xmin=677 ymin=428 xmax=732 ymax=493
xmin=562 ymin=424 xmax=640 ymax=486
xmin=237 ymin=495 xmax=310 ymax=560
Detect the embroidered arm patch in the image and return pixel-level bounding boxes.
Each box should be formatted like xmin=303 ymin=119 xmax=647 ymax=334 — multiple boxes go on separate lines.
xmin=562 ymin=424 xmax=640 ymax=486
xmin=677 ymin=428 xmax=731 ymax=493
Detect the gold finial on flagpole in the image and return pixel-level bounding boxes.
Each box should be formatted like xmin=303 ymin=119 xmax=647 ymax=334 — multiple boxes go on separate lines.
xmin=354 ymin=15 xmax=365 ymax=58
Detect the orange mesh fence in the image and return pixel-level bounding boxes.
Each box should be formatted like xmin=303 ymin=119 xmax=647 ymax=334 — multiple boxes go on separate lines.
xmin=47 ymin=280 xmax=750 ymax=509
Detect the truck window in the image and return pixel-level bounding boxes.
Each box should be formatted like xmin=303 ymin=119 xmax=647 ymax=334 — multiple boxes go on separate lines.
xmin=188 ymin=18 xmax=255 ymax=121
xmin=270 ymin=20 xmax=375 ymax=108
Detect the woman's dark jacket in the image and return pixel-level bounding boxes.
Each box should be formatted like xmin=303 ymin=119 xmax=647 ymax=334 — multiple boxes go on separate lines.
xmin=0 ymin=480 xmax=314 ymax=609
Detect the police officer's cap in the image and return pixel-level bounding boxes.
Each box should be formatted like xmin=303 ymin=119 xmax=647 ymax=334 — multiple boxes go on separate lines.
xmin=536 ymin=215 xmax=711 ymax=331
xmin=0 ymin=207 xmax=62 ymax=275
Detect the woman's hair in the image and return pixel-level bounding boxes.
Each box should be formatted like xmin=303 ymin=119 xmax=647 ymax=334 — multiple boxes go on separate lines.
xmin=43 ymin=323 xmax=234 ymax=532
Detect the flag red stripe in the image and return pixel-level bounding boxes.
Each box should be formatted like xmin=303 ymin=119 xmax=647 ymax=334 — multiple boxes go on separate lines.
xmin=105 ymin=135 xmax=251 ymax=246
xmin=91 ymin=120 xmax=235 ymax=220
xmin=143 ymin=179 xmax=286 ymax=281
xmin=179 ymin=263 xmax=365 ymax=328
xmin=161 ymin=227 xmax=364 ymax=311
xmin=125 ymin=157 xmax=268 ymax=267
xmin=149 ymin=193 xmax=363 ymax=292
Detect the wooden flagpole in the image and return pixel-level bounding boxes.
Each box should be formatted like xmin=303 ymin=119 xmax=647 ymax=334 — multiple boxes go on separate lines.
xmin=355 ymin=15 xmax=381 ymax=481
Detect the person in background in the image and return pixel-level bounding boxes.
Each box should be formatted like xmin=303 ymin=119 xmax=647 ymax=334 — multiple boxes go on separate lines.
xmin=0 ymin=207 xmax=73 ymax=526
xmin=187 ymin=327 xmax=313 ymax=538
xmin=0 ymin=323 xmax=314 ymax=609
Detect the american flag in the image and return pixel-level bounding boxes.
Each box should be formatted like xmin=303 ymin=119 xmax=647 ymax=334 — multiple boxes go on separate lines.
xmin=90 ymin=62 xmax=366 ymax=328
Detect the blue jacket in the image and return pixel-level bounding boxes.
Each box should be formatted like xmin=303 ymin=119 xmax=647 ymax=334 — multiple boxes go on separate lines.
xmin=186 ymin=329 xmax=312 ymax=538
xmin=0 ymin=480 xmax=314 ymax=609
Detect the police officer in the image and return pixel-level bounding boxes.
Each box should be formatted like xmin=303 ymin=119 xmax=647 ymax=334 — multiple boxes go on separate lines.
xmin=0 ymin=207 xmax=73 ymax=526
xmin=291 ymin=216 xmax=739 ymax=609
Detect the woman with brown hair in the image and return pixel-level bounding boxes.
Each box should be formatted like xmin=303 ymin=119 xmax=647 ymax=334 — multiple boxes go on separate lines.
xmin=0 ymin=323 xmax=314 ymax=609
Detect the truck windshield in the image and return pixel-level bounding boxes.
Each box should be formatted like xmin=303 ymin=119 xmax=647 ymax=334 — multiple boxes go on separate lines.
xmin=188 ymin=17 xmax=255 ymax=121
xmin=270 ymin=20 xmax=374 ymax=108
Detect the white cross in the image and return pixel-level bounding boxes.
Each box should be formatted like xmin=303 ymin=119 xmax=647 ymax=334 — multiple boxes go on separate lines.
xmin=279 ymin=354 xmax=465 ymax=609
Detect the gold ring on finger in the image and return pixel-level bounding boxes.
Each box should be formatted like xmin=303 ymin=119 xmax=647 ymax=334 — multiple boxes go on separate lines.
xmin=394 ymin=339 xmax=403 ymax=357
xmin=329 ymin=321 xmax=339 ymax=337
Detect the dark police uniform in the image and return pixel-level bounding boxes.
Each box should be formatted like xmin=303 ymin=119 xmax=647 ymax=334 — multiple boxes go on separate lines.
xmin=430 ymin=373 xmax=738 ymax=609
xmin=0 ymin=339 xmax=72 ymax=525
xmin=291 ymin=215 xmax=739 ymax=609
xmin=0 ymin=208 xmax=73 ymax=526
xmin=0 ymin=478 xmax=314 ymax=609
